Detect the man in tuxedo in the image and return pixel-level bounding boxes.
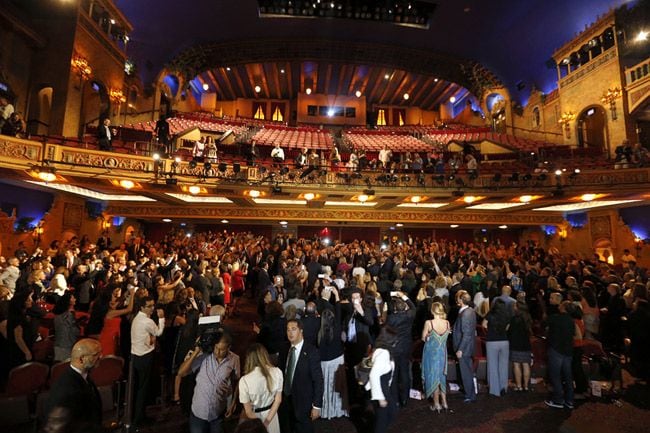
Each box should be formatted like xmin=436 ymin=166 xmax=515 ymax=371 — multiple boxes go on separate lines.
xmin=278 ymin=319 xmax=323 ymax=433
xmin=45 ymin=339 xmax=102 ymax=431
xmin=453 ymin=290 xmax=477 ymax=402
xmin=97 ymin=117 xmax=114 ymax=151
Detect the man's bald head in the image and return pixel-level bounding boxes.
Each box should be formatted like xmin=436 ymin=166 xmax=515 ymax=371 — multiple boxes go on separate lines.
xmin=70 ymin=338 xmax=102 ymax=372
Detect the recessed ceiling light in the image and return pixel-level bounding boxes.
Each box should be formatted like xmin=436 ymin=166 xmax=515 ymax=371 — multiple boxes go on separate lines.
xmin=280 ymin=68 xmax=285 ymax=73
xmin=355 ymin=90 xmax=362 ymax=98
xmin=581 ymin=193 xmax=597 ymax=202
xmin=119 ymin=179 xmax=135 ymax=189
xmin=305 ymin=88 xmax=312 ymax=95
xmin=499 ymin=225 xmax=508 ymax=229
xmin=450 ymin=96 xmax=456 ymax=103
xmin=202 ymin=83 xmax=209 ymax=91
xmin=221 ymin=219 xmax=229 ymax=224
xmin=450 ymin=224 xmax=459 ymax=228
xmin=279 ymin=221 xmax=288 ymax=225
xmin=162 ymin=218 xmax=172 ymax=223
xmin=555 ymin=169 xmax=563 ymax=176
xmin=254 ymin=85 xmax=261 ymax=93
xmin=110 ymin=19 xmax=116 ymax=25
xmin=384 ymin=74 xmax=390 ymax=80
xmin=226 ymin=67 xmax=231 ymax=71
xmin=403 ymin=93 xmax=409 ymax=100
xmin=395 ymin=223 xmax=403 ymax=227
xmin=434 ymin=78 xmax=439 ymax=82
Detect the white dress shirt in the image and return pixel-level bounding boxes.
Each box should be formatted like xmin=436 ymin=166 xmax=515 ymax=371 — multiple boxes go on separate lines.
xmin=131 ymin=311 xmax=165 ymax=356
xmin=366 ymin=348 xmax=394 ymax=401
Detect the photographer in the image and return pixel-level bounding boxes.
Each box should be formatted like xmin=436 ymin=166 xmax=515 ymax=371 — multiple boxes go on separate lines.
xmin=178 ymin=329 xmax=240 ymax=433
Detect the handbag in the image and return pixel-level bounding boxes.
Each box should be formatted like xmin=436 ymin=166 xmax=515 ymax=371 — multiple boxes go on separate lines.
xmin=354 ymin=355 xmax=373 ymax=386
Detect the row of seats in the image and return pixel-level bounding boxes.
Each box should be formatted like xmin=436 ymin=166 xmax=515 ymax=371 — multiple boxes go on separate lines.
xmin=344 ymin=132 xmax=431 ymax=152
xmin=0 ymin=358 xmax=124 ymax=428
xmin=251 ymin=127 xmax=334 ymax=148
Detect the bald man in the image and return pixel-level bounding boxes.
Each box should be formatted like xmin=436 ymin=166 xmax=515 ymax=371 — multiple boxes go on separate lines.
xmin=45 ymin=338 xmax=103 ymax=430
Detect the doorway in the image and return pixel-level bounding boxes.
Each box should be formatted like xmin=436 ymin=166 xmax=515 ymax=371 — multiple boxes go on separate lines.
xmin=577 ymin=106 xmax=607 ymax=151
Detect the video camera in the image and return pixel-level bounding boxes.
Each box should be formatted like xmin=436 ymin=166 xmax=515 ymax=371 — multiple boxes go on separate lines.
xmin=197 ymin=316 xmax=224 ymax=353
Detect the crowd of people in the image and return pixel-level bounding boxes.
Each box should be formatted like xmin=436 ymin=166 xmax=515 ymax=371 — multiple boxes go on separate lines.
xmin=0 ymin=228 xmax=649 ymax=433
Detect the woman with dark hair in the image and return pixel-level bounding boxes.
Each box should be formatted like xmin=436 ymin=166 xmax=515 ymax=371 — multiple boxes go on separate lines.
xmin=231 ymin=262 xmax=247 ymax=316
xmin=366 ymin=326 xmax=398 ymax=433
xmin=254 ymin=301 xmax=287 ymax=359
xmin=318 ymin=307 xmax=347 ymax=419
xmin=508 ymin=301 xmax=532 ymax=391
xmin=6 ymin=290 xmax=37 ymax=370
xmin=239 ymin=343 xmax=283 ymax=433
xmin=484 ymin=298 xmax=510 ymax=396
xmin=85 ymin=285 xmax=135 ymax=355
xmin=53 ymin=291 xmax=80 ymax=361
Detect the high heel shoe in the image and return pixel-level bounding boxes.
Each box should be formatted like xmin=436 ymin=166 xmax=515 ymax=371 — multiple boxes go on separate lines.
xmin=441 ymin=405 xmax=453 ymax=414
xmin=429 ymin=404 xmax=442 ymax=413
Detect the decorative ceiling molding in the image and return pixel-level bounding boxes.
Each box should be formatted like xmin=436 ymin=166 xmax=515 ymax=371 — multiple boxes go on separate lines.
xmin=104 ymin=204 xmax=565 ymax=225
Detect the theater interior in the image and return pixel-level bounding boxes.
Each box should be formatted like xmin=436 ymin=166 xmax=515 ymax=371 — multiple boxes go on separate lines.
xmin=0 ymin=0 xmax=650 ymax=432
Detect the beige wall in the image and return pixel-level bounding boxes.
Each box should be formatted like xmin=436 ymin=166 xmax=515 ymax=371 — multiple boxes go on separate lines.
xmin=297 ymin=93 xmax=365 ymax=125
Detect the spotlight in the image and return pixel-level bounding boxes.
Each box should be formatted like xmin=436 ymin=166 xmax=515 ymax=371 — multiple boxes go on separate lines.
xmin=189 ymin=160 xmax=197 ymax=169
xmin=554 ymin=169 xmax=563 ymax=176
xmin=218 ymin=163 xmax=227 ymax=173
xmin=447 ymin=174 xmax=455 ymax=181
xmin=152 ymin=153 xmax=161 ymax=161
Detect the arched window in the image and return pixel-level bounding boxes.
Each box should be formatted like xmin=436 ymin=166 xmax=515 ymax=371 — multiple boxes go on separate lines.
xmin=254 ymin=105 xmax=265 ymax=120
xmin=272 ymin=105 xmax=283 ymax=122
xmin=532 ymin=106 xmax=541 ymax=128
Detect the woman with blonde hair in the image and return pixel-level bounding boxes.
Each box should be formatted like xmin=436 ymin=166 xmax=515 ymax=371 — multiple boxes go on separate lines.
xmin=239 ymin=343 xmax=283 ymax=433
xmin=421 ymin=302 xmax=451 ymax=413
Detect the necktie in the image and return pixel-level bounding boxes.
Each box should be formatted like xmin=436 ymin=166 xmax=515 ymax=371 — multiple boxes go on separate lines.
xmin=284 ymin=346 xmax=296 ymax=395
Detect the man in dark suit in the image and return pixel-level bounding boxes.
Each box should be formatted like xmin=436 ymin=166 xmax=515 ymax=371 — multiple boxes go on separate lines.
xmin=45 ymin=338 xmax=102 ymax=431
xmin=453 ymin=290 xmax=477 ymax=402
xmin=97 ymin=117 xmax=114 ymax=151
xmin=278 ymin=319 xmax=323 ymax=433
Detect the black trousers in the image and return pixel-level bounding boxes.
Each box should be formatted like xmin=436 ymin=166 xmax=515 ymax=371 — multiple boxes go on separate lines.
xmin=132 ymin=352 xmax=154 ymax=426
xmin=393 ymin=352 xmax=411 ymax=405
xmin=279 ymin=394 xmax=313 ymax=433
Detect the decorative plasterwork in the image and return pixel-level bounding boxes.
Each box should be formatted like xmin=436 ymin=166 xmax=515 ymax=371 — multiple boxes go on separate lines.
xmin=104 ymin=205 xmax=565 ymax=225
xmin=0 ymin=137 xmax=42 ymax=164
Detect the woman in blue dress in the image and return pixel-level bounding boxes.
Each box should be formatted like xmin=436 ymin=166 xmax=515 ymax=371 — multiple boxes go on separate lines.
xmin=421 ymin=302 xmax=452 ymax=413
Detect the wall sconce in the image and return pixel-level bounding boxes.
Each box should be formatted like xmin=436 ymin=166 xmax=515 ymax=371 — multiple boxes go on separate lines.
xmin=71 ymin=55 xmax=92 ymax=80
xmin=32 ymin=221 xmax=44 ymax=246
xmin=109 ymin=88 xmax=127 ymax=104
xmin=600 ymin=87 xmax=621 ymax=120
xmin=635 ymin=237 xmax=644 ymax=256
xmin=558 ymin=228 xmax=568 ymax=242
xmin=558 ymin=111 xmax=576 ymax=138
xmin=101 ymin=219 xmax=112 ymax=231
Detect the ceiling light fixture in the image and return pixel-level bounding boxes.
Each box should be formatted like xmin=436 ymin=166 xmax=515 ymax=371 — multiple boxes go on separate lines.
xmin=410 ymin=195 xmax=421 ymax=203
xmin=384 ymin=74 xmax=390 ymax=80
xmin=463 ymin=195 xmax=477 ymax=203
xmin=254 ymin=85 xmax=261 ymax=93
xmin=249 ymin=189 xmax=261 ymax=198
xmin=449 ymin=96 xmax=456 ymax=103
xmin=519 ymin=195 xmax=533 ymax=203
xmin=305 ymin=87 xmax=312 ymax=95
xmin=279 ymin=221 xmax=288 ymax=225
xmin=162 ymin=218 xmax=172 ymax=223
xmin=499 ymin=225 xmax=508 ymax=229
xmin=396 ymin=223 xmax=404 ymax=227
xmin=188 ymin=185 xmax=201 ymax=195
xmin=119 ymin=179 xmax=135 ymax=190
xmin=581 ymin=193 xmax=597 ymax=202
xmin=403 ymin=93 xmax=409 ymax=100
xmin=202 ymin=83 xmax=209 ymax=91
xmin=304 ymin=192 xmax=315 ymax=201
xmin=357 ymin=194 xmax=369 ymax=203
xmin=221 ymin=219 xmax=229 ymax=224
xmin=450 ymin=224 xmax=459 ymax=228
xmin=355 ymin=90 xmax=362 ymax=98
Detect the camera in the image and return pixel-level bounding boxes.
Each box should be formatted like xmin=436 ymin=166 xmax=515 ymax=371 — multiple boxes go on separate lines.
xmin=197 ymin=316 xmax=224 ymax=353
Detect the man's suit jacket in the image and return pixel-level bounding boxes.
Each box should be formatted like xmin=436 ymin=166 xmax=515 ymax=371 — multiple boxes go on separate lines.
xmin=97 ymin=125 xmax=112 ymax=150
xmin=452 ymin=306 xmax=476 ymax=356
xmin=278 ymin=341 xmax=324 ymax=417
xmin=45 ymin=366 xmax=102 ymax=428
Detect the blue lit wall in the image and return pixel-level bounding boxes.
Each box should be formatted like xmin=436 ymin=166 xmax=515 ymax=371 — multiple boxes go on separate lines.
xmin=619 ymin=206 xmax=650 ymax=240
xmin=0 ymin=182 xmax=54 ymax=228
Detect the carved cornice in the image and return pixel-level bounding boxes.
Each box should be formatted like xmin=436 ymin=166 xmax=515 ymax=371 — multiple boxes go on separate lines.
xmin=104 ymin=205 xmax=565 ymax=225
xmin=0 ymin=137 xmax=43 ymax=167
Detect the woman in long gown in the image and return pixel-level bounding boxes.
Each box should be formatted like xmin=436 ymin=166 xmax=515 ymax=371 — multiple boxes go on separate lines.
xmin=421 ymin=302 xmax=452 ymax=413
xmin=239 ymin=343 xmax=283 ymax=433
